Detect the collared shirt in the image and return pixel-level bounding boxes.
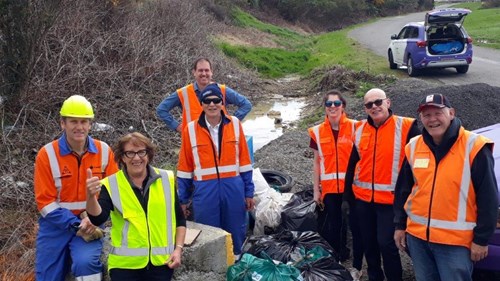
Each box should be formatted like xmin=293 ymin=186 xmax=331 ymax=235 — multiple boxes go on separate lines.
xmin=205 ymin=115 xmax=222 ymax=155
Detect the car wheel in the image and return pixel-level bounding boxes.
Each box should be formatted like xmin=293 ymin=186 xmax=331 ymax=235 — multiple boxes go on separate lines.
xmin=456 ymin=65 xmax=469 ymax=74
xmin=260 ymin=169 xmax=294 ymax=193
xmin=407 ymin=57 xmax=419 ymax=77
xmin=388 ymin=50 xmax=397 ymax=69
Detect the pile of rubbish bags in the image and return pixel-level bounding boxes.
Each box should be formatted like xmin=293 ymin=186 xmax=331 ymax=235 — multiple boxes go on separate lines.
xmin=227 ymin=169 xmax=353 ymax=281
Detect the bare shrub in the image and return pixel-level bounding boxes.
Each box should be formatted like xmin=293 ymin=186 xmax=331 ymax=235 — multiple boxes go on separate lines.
xmin=482 ymin=0 xmax=500 ymax=8
xmin=0 ymin=0 xmax=259 ymax=276
xmin=310 ymin=65 xmax=396 ymax=93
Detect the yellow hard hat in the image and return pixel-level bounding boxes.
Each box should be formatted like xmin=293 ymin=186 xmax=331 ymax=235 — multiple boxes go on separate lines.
xmin=59 ymin=95 xmax=94 ymax=118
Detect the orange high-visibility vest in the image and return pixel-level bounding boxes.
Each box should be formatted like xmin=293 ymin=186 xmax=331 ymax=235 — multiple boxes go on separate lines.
xmin=404 ymin=128 xmax=491 ymax=248
xmin=34 ymin=138 xmax=119 ymax=217
xmin=308 ymin=114 xmax=356 ymax=198
xmin=177 ymin=116 xmax=253 ymax=181
xmin=177 ymin=83 xmax=228 ymax=130
xmin=353 ymin=116 xmax=414 ymax=204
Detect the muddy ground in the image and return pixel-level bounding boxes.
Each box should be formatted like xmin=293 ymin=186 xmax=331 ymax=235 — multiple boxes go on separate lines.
xmin=252 ymin=78 xmax=500 ymax=281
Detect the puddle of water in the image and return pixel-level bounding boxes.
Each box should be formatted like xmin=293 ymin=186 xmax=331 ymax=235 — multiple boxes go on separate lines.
xmin=243 ymin=97 xmax=306 ymax=152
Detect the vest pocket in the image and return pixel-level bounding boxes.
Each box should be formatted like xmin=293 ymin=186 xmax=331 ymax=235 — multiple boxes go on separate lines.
xmin=319 ymin=137 xmax=334 ymax=155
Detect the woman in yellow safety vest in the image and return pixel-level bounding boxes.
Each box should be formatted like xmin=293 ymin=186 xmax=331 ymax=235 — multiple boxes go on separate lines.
xmin=86 ymin=132 xmax=186 ymax=281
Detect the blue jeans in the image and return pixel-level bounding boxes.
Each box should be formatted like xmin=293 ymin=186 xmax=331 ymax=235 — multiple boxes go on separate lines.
xmin=407 ymin=233 xmax=473 ymax=281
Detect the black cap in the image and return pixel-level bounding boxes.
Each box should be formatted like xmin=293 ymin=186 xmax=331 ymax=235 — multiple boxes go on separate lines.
xmin=201 ymin=84 xmax=223 ymax=101
xmin=417 ymin=94 xmax=451 ymax=112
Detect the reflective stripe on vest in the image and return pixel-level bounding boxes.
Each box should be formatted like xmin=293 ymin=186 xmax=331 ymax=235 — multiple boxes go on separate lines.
xmin=180 ymin=86 xmax=193 ymax=124
xmin=107 ymin=169 xmax=175 ymax=258
xmin=353 ymin=117 xmax=404 ymax=192
xmin=187 ymin=116 xmax=241 ymax=180
xmin=40 ymin=141 xmax=109 ymax=217
xmin=406 ymin=134 xmax=478 ymax=231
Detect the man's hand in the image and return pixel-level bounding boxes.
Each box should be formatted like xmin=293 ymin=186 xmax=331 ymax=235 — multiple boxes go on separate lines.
xmin=165 ymin=247 xmax=182 ymax=269
xmin=86 ymin=168 xmax=102 ymax=198
xmin=245 ymin=198 xmax=255 ymax=211
xmin=181 ymin=204 xmax=190 ymax=218
xmin=176 ymin=124 xmax=182 ymax=133
xmin=471 ymin=242 xmax=488 ymax=261
xmin=78 ymin=216 xmax=97 ymax=236
xmin=394 ymin=229 xmax=407 ymax=252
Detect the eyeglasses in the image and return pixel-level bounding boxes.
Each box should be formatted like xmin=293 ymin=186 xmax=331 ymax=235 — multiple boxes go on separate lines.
xmin=364 ymin=98 xmax=386 ymax=109
xmin=201 ymin=98 xmax=223 ymax=105
xmin=124 ymin=150 xmax=148 ymax=159
xmin=325 ymin=100 xmax=343 ymax=108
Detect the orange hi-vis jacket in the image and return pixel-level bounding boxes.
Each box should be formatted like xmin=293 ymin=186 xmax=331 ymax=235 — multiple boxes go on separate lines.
xmin=177 ymin=83 xmax=228 ymax=131
xmin=353 ymin=115 xmax=415 ymax=204
xmin=34 ymin=136 xmax=119 ymax=217
xmin=177 ymin=116 xmax=253 ymax=181
xmin=308 ymin=114 xmax=357 ymax=198
xmin=404 ymin=128 xmax=492 ymax=249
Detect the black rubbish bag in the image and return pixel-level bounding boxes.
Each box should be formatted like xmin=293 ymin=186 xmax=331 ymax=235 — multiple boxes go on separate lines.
xmin=279 ymin=190 xmax=318 ymax=232
xmin=246 ymin=230 xmax=336 ymax=264
xmin=299 ymin=256 xmax=353 ymax=281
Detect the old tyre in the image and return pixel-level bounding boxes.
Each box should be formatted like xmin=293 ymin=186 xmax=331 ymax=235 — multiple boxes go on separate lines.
xmin=388 ymin=50 xmax=397 ymax=69
xmin=260 ymin=169 xmax=294 ymax=193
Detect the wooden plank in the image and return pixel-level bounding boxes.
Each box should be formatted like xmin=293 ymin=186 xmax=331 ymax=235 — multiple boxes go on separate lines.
xmin=184 ymin=228 xmax=202 ymax=246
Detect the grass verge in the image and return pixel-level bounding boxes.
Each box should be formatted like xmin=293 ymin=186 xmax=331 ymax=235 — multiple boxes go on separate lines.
xmin=219 ymin=9 xmax=401 ymax=79
xmin=453 ymin=2 xmax=500 ymax=50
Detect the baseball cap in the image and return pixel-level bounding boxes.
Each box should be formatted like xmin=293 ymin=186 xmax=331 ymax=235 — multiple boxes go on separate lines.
xmin=201 ymin=84 xmax=223 ymax=101
xmin=417 ymin=94 xmax=451 ymax=112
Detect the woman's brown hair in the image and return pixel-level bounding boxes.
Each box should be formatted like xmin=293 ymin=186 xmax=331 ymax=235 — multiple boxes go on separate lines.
xmin=113 ymin=132 xmax=157 ymax=167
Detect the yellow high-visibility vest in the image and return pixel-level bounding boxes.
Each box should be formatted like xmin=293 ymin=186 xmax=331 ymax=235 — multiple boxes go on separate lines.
xmin=102 ymin=168 xmax=177 ymax=270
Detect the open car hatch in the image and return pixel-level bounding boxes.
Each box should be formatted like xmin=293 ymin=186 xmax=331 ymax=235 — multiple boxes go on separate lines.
xmin=425 ymin=8 xmax=471 ymax=28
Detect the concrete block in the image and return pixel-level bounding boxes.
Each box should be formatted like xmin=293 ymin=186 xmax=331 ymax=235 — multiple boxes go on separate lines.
xmin=173 ymin=221 xmax=234 ymax=281
xmin=67 ymin=221 xmax=232 ymax=280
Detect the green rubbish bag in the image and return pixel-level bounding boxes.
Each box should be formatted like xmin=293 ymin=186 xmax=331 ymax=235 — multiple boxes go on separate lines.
xmin=292 ymin=246 xmax=332 ymax=268
xmin=227 ymin=253 xmax=303 ymax=281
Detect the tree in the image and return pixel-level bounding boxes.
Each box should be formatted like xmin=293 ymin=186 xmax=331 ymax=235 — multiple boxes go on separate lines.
xmin=0 ymin=0 xmax=61 ymax=110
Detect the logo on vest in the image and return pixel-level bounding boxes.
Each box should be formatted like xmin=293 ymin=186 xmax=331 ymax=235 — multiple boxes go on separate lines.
xmin=61 ymin=166 xmax=72 ymax=177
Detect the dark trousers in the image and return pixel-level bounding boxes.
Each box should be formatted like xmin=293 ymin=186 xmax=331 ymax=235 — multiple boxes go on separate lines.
xmin=349 ymin=201 xmax=364 ymax=270
xmin=356 ymin=199 xmax=402 ymax=281
xmin=109 ymin=264 xmax=174 ymax=281
xmin=321 ymin=193 xmax=348 ymax=261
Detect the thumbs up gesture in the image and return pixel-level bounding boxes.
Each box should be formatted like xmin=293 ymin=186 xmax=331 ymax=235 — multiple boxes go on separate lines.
xmin=86 ymin=168 xmax=102 ymax=198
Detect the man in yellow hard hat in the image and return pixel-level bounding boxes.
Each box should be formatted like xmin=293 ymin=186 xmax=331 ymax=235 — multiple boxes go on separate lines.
xmin=34 ymin=95 xmax=119 ymax=281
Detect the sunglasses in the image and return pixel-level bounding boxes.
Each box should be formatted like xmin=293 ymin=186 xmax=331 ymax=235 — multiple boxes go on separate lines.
xmin=364 ymin=98 xmax=386 ymax=109
xmin=325 ymin=100 xmax=343 ymax=108
xmin=201 ymin=98 xmax=223 ymax=105
xmin=124 ymin=150 xmax=148 ymax=159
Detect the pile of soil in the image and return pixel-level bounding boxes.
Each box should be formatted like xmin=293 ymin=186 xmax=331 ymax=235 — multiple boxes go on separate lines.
xmin=253 ymin=78 xmax=500 ymax=281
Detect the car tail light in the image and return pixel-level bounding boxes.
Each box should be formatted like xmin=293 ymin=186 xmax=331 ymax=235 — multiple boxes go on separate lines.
xmin=416 ymin=41 xmax=427 ymax=48
xmin=467 ymin=37 xmax=473 ymax=44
